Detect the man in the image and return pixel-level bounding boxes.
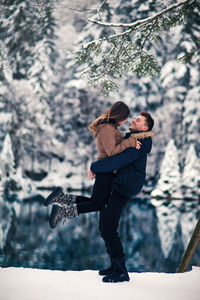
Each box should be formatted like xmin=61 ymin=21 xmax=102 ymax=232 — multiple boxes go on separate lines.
xmin=89 ymin=111 xmax=154 ymax=283
xmin=46 ymin=111 xmax=154 ymax=283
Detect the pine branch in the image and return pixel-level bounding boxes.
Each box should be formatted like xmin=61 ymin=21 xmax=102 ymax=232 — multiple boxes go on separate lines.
xmin=177 ymin=46 xmax=200 ymax=64
xmin=88 ymin=0 xmax=196 ymax=28
xmin=75 ymin=0 xmax=198 ymax=94
xmin=83 ymin=0 xmax=197 ymax=48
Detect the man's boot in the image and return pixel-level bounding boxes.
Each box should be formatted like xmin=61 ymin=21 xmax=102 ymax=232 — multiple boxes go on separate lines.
xmin=99 ymin=265 xmax=114 ymax=276
xmin=102 ymin=257 xmax=130 ymax=283
xmin=99 ymin=257 xmax=114 ymax=276
xmin=44 ymin=187 xmax=76 ymax=207
xmin=49 ymin=203 xmax=78 ymax=229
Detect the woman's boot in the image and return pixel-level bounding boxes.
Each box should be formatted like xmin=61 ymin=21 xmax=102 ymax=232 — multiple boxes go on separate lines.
xmin=44 ymin=187 xmax=76 ymax=207
xmin=49 ymin=202 xmax=78 ymax=229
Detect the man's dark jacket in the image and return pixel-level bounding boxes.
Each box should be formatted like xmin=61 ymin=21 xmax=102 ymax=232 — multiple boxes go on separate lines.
xmin=90 ymin=131 xmax=152 ymax=197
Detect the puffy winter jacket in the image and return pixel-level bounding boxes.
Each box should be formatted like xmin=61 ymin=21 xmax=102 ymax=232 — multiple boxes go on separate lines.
xmin=90 ymin=131 xmax=152 ymax=197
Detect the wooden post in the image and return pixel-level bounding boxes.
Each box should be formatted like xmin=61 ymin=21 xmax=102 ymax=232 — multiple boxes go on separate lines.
xmin=177 ymin=217 xmax=200 ymax=273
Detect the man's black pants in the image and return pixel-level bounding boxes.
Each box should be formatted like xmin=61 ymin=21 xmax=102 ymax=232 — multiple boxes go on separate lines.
xmin=99 ymin=190 xmax=130 ymax=259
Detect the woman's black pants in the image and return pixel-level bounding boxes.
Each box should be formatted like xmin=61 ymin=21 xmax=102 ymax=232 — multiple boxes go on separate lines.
xmin=76 ymin=172 xmax=114 ymax=214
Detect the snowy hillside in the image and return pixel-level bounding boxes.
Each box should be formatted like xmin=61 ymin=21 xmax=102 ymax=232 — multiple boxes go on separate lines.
xmin=0 ymin=267 xmax=200 ymax=300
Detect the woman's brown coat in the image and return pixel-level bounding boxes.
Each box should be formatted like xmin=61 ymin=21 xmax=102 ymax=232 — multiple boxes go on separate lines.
xmin=94 ymin=124 xmax=154 ymax=159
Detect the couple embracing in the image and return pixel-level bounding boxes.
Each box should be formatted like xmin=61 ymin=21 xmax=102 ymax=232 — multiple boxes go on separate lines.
xmin=44 ymin=101 xmax=154 ymax=283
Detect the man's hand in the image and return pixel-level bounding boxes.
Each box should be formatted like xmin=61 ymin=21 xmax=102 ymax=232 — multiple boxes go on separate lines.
xmin=88 ymin=169 xmax=96 ymax=180
xmin=136 ymin=140 xmax=142 ymax=149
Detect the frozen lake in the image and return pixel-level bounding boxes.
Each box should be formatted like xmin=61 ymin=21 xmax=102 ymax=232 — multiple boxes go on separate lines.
xmin=0 ymin=194 xmax=200 ymax=273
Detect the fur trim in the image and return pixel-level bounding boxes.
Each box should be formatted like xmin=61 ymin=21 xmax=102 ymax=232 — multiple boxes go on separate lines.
xmin=130 ymin=131 xmax=154 ymax=139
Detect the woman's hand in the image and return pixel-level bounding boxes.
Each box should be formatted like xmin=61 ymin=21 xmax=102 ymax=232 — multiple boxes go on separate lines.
xmin=136 ymin=140 xmax=142 ymax=149
xmin=88 ymin=169 xmax=96 ymax=180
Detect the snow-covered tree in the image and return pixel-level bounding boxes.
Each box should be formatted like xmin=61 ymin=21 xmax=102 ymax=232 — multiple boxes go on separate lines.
xmin=0 ymin=0 xmax=58 ymax=95
xmin=151 ymin=139 xmax=183 ymax=200
xmin=74 ymin=0 xmax=199 ymax=94
xmin=0 ymin=133 xmax=15 ymax=180
xmin=0 ymin=132 xmax=19 ymax=196
xmin=182 ymin=144 xmax=200 ymax=200
xmin=182 ymin=86 xmax=200 ymax=154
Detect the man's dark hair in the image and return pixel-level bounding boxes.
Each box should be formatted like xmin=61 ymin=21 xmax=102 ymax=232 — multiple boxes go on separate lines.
xmin=141 ymin=111 xmax=154 ymax=131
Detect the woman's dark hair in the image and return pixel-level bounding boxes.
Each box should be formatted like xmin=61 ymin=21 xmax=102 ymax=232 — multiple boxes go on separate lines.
xmin=89 ymin=101 xmax=130 ymax=133
xmin=141 ymin=111 xmax=154 ymax=131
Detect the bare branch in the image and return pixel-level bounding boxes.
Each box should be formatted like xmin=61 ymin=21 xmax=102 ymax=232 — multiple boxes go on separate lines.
xmin=97 ymin=0 xmax=108 ymax=21
xmin=88 ymin=0 xmax=196 ymax=28
xmin=58 ymin=4 xmax=94 ymax=13
xmin=29 ymin=0 xmax=96 ymax=13
xmin=97 ymin=0 xmax=108 ymax=13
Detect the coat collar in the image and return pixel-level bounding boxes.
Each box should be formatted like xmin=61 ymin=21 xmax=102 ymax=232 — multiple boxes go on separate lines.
xmin=97 ymin=118 xmax=117 ymax=126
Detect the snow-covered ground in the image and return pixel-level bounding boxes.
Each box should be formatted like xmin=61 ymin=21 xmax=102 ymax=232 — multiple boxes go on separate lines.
xmin=0 ymin=266 xmax=200 ymax=300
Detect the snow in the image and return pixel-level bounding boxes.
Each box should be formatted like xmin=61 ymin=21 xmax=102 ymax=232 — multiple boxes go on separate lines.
xmin=161 ymin=61 xmax=187 ymax=87
xmin=0 ymin=112 xmax=12 ymax=124
xmin=0 ymin=266 xmax=199 ymax=300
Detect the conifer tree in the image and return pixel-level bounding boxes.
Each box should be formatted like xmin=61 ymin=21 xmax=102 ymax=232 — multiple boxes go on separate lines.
xmin=182 ymin=86 xmax=200 ymax=154
xmin=151 ymin=139 xmax=182 ymax=200
xmin=0 ymin=0 xmax=58 ymax=94
xmin=182 ymin=144 xmax=200 ymax=200
xmin=0 ymin=133 xmax=15 ymax=180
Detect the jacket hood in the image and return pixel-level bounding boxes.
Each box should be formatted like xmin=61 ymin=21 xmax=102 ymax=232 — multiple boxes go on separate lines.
xmin=94 ymin=123 xmax=117 ymax=137
xmin=125 ymin=131 xmax=152 ymax=153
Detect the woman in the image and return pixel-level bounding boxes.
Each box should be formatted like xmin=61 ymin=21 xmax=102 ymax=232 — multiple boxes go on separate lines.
xmin=44 ymin=101 xmax=153 ymax=228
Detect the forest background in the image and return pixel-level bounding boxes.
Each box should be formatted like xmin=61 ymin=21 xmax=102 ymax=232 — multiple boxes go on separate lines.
xmin=0 ymin=0 xmax=199 ymax=200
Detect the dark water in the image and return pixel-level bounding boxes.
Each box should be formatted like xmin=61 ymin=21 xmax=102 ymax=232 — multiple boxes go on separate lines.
xmin=0 ymin=193 xmax=200 ymax=273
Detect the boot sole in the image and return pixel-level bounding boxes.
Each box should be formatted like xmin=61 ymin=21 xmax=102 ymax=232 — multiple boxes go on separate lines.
xmin=43 ymin=187 xmax=62 ymax=206
xmin=102 ymin=273 xmax=130 ymax=283
xmin=49 ymin=204 xmax=60 ymax=229
xmin=99 ymin=271 xmax=113 ymax=276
